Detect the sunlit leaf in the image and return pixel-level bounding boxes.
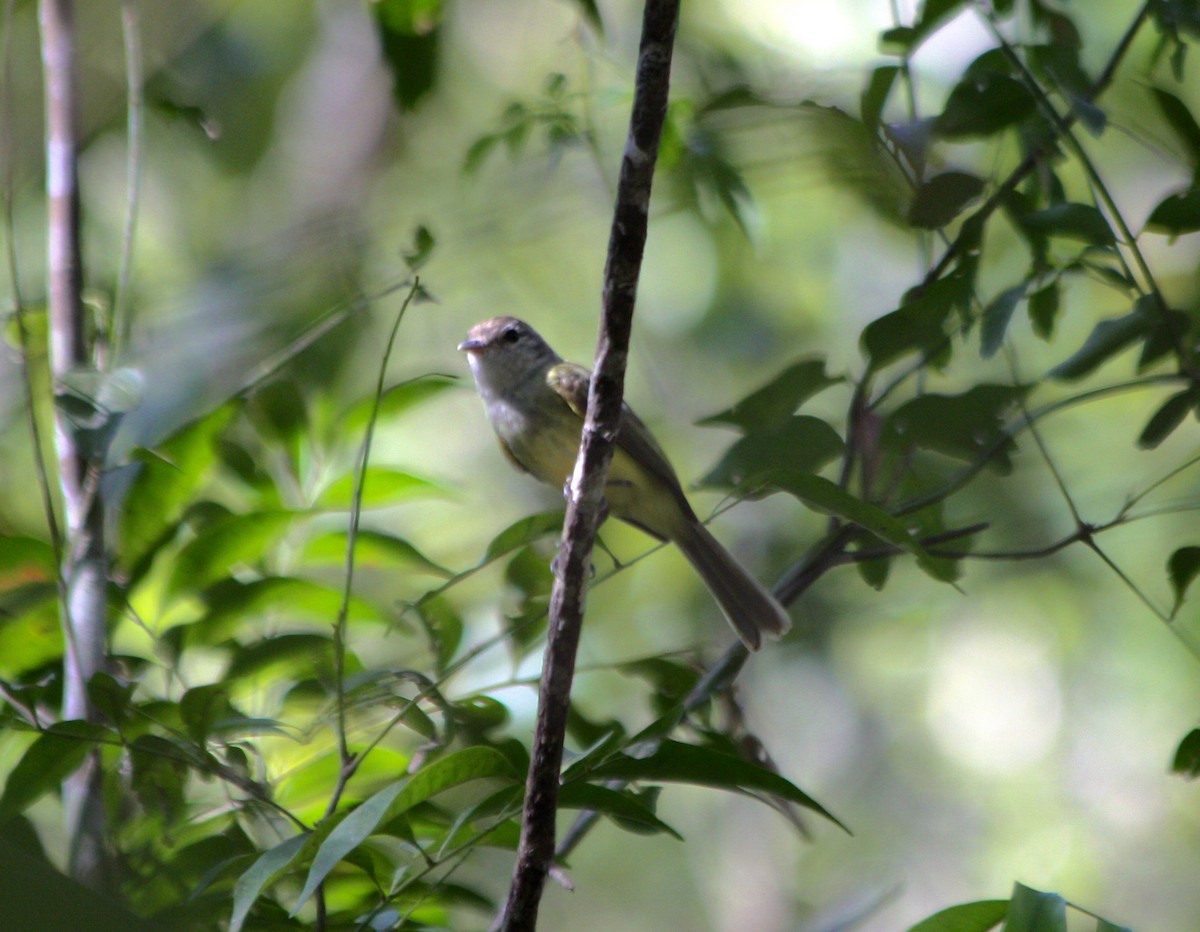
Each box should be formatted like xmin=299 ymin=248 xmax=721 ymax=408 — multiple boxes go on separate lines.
xmin=120 ymin=403 xmax=238 ymax=578
xmin=301 ymin=529 xmax=453 ymax=577
xmin=316 ymin=468 xmax=448 ymax=510
xmin=291 ymin=747 xmax=518 ymax=913
xmin=340 ymin=374 xmax=458 ymax=434
xmin=166 ymin=511 xmax=295 ymax=600
xmin=0 ymin=536 xmax=56 ymax=589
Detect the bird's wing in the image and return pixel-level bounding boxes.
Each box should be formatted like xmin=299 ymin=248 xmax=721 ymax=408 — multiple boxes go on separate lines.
xmin=545 ymin=361 xmax=687 ymax=499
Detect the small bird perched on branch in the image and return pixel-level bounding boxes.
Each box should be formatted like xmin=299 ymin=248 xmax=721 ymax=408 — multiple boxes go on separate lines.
xmin=459 ymin=316 xmax=790 ymax=650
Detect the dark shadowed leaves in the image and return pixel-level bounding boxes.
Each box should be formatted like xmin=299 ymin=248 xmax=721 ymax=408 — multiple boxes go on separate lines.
xmin=1172 ymin=728 xmax=1200 ymax=778
xmin=1021 ymin=203 xmax=1115 ymax=245
xmin=371 ymin=0 xmax=442 ymax=111
xmin=580 ymin=739 xmax=847 ymax=830
xmin=1138 ymin=390 xmax=1198 ymax=449
xmin=908 ymin=171 xmax=986 ymax=229
xmin=1168 ymin=546 xmax=1200 ymax=617
xmin=935 ymin=72 xmax=1036 ymax=138
xmin=698 ymin=359 xmax=840 ymax=432
xmin=698 ymin=416 xmax=844 ymax=489
xmin=1050 ymin=298 xmax=1152 ymax=380
xmin=1145 ymin=187 xmax=1200 ymax=236
xmin=886 ymin=385 xmax=1026 ymax=474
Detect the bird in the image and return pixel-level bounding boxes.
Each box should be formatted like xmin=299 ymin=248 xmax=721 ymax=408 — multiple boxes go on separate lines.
xmin=458 ymin=315 xmax=790 ymax=650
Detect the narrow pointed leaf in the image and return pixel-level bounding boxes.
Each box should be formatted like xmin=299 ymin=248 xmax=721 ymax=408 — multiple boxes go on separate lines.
xmin=581 ymin=739 xmax=847 ymax=831
xmin=1001 ymin=884 xmax=1065 ymax=932
xmin=229 ymin=834 xmax=308 ymax=932
xmin=907 ymin=898 xmax=1009 ymax=931
xmin=291 ymin=747 xmax=517 ymax=913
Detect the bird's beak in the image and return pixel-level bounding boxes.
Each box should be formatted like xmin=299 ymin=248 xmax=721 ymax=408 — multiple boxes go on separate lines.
xmin=458 ymin=336 xmax=484 ymax=352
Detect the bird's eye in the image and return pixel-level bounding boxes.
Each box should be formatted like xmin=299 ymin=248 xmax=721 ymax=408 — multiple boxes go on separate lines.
xmin=502 ymin=327 xmax=521 ymax=344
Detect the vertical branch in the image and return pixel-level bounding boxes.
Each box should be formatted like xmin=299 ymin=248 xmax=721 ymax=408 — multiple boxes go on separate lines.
xmin=495 ymin=1 xmax=680 ymax=929
xmin=40 ymin=0 xmax=109 ymax=885
xmin=110 ymin=0 xmax=142 ymax=359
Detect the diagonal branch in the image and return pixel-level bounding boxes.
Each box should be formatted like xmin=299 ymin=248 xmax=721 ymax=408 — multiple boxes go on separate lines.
xmin=495 ymin=2 xmax=680 ymax=928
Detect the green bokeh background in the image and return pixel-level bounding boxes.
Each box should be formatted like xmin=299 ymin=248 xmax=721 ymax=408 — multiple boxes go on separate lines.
xmin=2 ymin=1 xmax=1200 ymax=928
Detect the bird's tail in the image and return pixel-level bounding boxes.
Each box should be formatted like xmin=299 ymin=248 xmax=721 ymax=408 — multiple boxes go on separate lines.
xmin=674 ymin=519 xmax=791 ymax=651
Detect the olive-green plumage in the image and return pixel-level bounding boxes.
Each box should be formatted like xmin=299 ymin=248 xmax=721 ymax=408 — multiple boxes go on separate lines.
xmin=459 ymin=316 xmax=790 ymax=650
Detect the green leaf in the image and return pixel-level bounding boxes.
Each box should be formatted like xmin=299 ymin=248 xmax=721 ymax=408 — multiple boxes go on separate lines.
xmin=1021 ymin=203 xmax=1115 ymax=245
xmin=862 ymin=275 xmax=965 ymax=370
xmin=581 ymin=739 xmax=847 ymax=831
xmin=1171 ymin=728 xmax=1200 ymax=778
xmin=180 ymin=684 xmax=234 ymax=746
xmin=698 ymin=359 xmax=840 ymax=432
xmin=1139 ymin=390 xmax=1197 ymax=449
xmin=698 ymin=416 xmax=845 ymax=489
xmin=317 ymin=467 xmax=448 ymax=510
xmin=556 ymin=783 xmax=682 ymax=839
xmin=0 ymin=722 xmax=111 ymax=826
xmin=194 ymin=578 xmax=384 ymax=647
xmin=301 ymin=530 xmax=452 ymax=577
xmin=886 ymin=385 xmax=1026 ymax=474
xmin=567 ymin=0 xmax=603 ymax=33
xmin=0 ymin=536 xmax=56 ymax=586
xmin=403 ymin=224 xmax=436 ymax=271
xmin=1050 ymin=301 xmax=1151 ymax=380
xmin=481 ymin=512 xmax=563 ymax=563
xmin=979 ymin=285 xmax=1026 ymax=358
xmin=371 ymin=0 xmax=442 ymax=110
xmin=861 ymin=65 xmax=899 ymax=129
xmin=340 ymin=374 xmax=458 ymax=434
xmin=935 ymin=73 xmax=1036 ymax=138
xmin=1028 ymin=281 xmax=1060 ymax=339
xmin=292 ymin=747 xmax=518 ymax=913
xmin=119 ymin=403 xmax=238 ymax=576
xmin=1168 ymin=546 xmax=1200 ymax=616
xmin=764 ymin=472 xmax=956 ymax=581
xmin=225 ymin=633 xmax=337 ymax=682
xmin=1145 ymin=187 xmax=1200 ymax=236
xmin=166 ymin=511 xmax=294 ymax=600
xmin=1150 ymin=86 xmax=1200 ymax=169
xmin=908 ymin=171 xmax=986 ymax=229
xmin=906 ymin=898 xmax=1008 ymax=932
xmin=1001 ymin=883 xmax=1065 ymax=932
xmin=229 ymin=834 xmax=307 ymax=932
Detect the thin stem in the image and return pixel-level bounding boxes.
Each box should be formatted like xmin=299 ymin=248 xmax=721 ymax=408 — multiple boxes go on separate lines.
xmin=109 ymin=0 xmax=143 ymax=360
xmin=329 ymin=280 xmax=421 ymax=790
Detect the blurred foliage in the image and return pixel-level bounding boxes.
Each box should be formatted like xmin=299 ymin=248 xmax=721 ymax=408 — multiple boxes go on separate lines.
xmin=1 ymin=0 xmax=1200 ymax=929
